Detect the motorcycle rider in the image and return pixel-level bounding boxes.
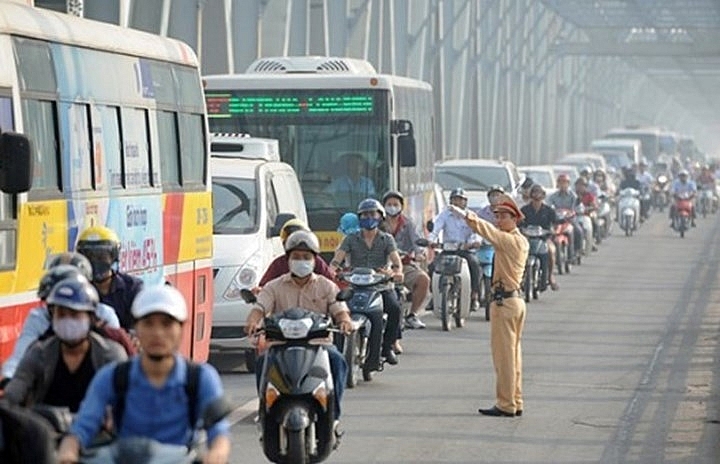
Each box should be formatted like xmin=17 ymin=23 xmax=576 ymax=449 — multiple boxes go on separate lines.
xmin=4 ymin=276 xmax=127 ymax=412
xmin=246 ymin=230 xmax=353 ymax=424
xmin=478 ymin=185 xmax=506 ymax=222
xmin=574 ymin=178 xmax=597 ymax=254
xmin=258 ymin=218 xmax=335 ymax=286
xmin=519 ymin=184 xmax=559 ymax=291
xmin=579 ymin=167 xmax=600 ymax=197
xmin=76 ymin=225 xmax=143 ymax=330
xmin=669 ymin=169 xmax=697 ymax=227
xmin=428 ymin=188 xmax=483 ymax=311
xmin=547 ymin=174 xmax=582 ymax=261
xmin=593 ymin=168 xmax=615 ymax=197
xmin=58 ymin=284 xmax=231 ymax=464
xmin=329 ymin=199 xmax=404 ymax=366
xmin=381 ymin=190 xmax=430 ymax=330
xmin=636 ymin=160 xmax=654 ymax=221
xmin=696 ymin=165 xmax=718 ymax=212
xmin=0 ymin=254 xmax=121 ymax=387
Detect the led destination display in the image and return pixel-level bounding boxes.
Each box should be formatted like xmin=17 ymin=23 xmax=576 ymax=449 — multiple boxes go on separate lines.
xmin=206 ymin=92 xmax=375 ymax=118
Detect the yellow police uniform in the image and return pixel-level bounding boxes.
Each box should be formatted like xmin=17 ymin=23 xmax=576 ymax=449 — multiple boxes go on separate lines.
xmin=465 ymin=196 xmax=529 ymax=415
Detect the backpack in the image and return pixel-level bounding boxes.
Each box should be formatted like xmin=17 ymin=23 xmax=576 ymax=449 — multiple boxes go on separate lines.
xmin=0 ymin=401 xmax=57 ymax=464
xmin=112 ymin=359 xmax=201 ymax=430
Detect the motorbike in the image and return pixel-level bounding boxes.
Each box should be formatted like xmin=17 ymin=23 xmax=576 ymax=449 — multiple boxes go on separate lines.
xmin=698 ymin=184 xmax=716 ymax=217
xmin=573 ymin=203 xmax=594 ymax=258
xmin=520 ymin=226 xmax=552 ymax=302
xmin=594 ymin=192 xmax=613 ymax=244
xmin=672 ymin=191 xmax=694 ymax=238
xmin=639 ymin=185 xmax=652 ymax=221
xmin=553 ymin=208 xmax=575 ymax=274
xmin=652 ymin=175 xmax=671 ymax=212
xmin=422 ymin=240 xmax=471 ymax=331
xmin=337 ymin=267 xmax=391 ymax=383
xmin=475 ymin=238 xmax=494 ymax=321
xmin=617 ymin=188 xmax=640 ymax=236
xmin=257 ymin=308 xmax=341 ymax=464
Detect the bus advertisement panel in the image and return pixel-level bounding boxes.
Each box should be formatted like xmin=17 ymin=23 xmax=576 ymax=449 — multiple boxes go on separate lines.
xmin=0 ymin=3 xmax=213 ymax=362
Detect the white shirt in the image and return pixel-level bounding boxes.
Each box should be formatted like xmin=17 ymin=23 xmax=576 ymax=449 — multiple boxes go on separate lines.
xmin=429 ymin=207 xmax=482 ymax=244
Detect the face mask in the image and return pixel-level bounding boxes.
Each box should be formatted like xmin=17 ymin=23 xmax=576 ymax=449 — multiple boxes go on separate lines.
xmin=289 ymin=259 xmax=315 ymax=278
xmin=53 ymin=317 xmax=90 ymax=344
xmin=90 ymin=260 xmax=113 ymax=282
xmin=359 ymin=217 xmax=380 ymax=230
xmin=385 ymin=206 xmax=402 ymax=217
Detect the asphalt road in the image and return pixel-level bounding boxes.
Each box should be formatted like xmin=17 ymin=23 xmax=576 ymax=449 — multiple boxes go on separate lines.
xmin=210 ymin=211 xmax=720 ymax=463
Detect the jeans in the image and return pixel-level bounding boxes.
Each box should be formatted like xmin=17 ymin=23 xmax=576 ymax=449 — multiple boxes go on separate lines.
xmin=81 ymin=437 xmax=193 ymax=464
xmin=255 ymin=345 xmax=347 ymax=419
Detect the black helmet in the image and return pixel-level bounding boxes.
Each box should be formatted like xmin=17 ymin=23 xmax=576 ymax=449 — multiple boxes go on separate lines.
xmin=46 ymin=252 xmax=93 ymax=282
xmin=381 ymin=190 xmax=404 ymax=206
xmin=284 ymin=230 xmax=321 ymax=255
xmin=488 ymin=185 xmax=505 ymax=196
xmin=37 ymin=264 xmax=83 ymax=300
xmin=529 ymin=184 xmax=545 ymax=198
xmin=357 ymin=198 xmax=385 ymax=218
xmin=46 ymin=275 xmax=99 ymax=312
xmin=580 ymin=166 xmax=592 ymax=177
xmin=449 ymin=188 xmax=467 ymax=200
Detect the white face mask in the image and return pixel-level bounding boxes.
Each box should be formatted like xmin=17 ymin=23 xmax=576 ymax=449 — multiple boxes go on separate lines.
xmin=385 ymin=205 xmax=402 ymax=217
xmin=53 ymin=317 xmax=90 ymax=343
xmin=289 ymin=259 xmax=315 ymax=278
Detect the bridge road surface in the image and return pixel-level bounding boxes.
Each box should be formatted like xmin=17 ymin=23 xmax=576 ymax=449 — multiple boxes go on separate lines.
xmin=211 ymin=212 xmax=720 ymax=463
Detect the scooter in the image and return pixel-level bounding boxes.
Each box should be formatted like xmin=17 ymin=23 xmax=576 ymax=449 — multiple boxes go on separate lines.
xmin=574 ymin=203 xmax=594 ymax=258
xmin=698 ymin=184 xmax=715 ymax=217
xmin=617 ymin=188 xmax=640 ymax=237
xmin=520 ymin=225 xmax=552 ymax=302
xmin=672 ymin=192 xmax=694 ymax=238
xmin=652 ymin=174 xmax=671 ymax=212
xmin=422 ymin=240 xmax=471 ymax=331
xmin=257 ymin=308 xmax=340 ymax=464
xmin=595 ymin=193 xmax=612 ymax=244
xmin=475 ymin=238 xmax=494 ymax=321
xmin=553 ymin=208 xmax=574 ymax=274
xmin=337 ymin=268 xmax=390 ymax=384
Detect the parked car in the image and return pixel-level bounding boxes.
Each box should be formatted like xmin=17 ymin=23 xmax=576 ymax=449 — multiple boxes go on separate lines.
xmin=434 ymin=158 xmax=522 ymax=212
xmin=210 ymin=133 xmax=307 ymax=371
xmin=518 ymin=165 xmax=557 ymax=197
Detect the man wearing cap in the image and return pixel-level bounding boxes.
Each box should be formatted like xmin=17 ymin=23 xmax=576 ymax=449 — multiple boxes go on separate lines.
xmin=57 ymin=285 xmax=231 ymax=464
xmin=463 ymin=193 xmax=529 ymax=417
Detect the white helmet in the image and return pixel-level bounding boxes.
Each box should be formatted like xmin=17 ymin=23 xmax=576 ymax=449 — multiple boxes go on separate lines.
xmin=131 ymin=285 xmax=187 ymax=322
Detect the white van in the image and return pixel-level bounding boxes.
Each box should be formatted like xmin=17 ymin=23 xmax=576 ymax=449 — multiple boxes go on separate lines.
xmin=591 ymin=138 xmax=642 ymax=166
xmin=209 ymin=133 xmax=307 ymax=370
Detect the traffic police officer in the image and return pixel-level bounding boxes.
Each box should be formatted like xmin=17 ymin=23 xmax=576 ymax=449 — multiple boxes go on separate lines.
xmin=464 ymin=193 xmax=529 ymax=417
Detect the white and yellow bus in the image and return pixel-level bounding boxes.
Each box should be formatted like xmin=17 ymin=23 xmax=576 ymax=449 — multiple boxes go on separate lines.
xmin=204 ymin=57 xmax=437 ymax=257
xmin=0 ymin=2 xmax=213 ymax=362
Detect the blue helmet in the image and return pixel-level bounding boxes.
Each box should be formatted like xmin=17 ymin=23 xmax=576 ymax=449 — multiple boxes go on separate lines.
xmin=356 ymin=198 xmax=385 ymax=218
xmin=337 ymin=212 xmax=360 ymax=235
xmin=46 ymin=275 xmax=99 ymax=312
xmin=45 ymin=252 xmax=93 ymax=281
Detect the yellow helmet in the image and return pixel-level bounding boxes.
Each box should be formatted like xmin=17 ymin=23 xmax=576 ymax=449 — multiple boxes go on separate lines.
xmin=76 ymin=225 xmax=121 ymax=281
xmin=279 ymin=218 xmax=309 ymax=243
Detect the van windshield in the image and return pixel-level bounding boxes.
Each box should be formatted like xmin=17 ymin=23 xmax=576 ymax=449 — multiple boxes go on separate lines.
xmin=435 ymin=165 xmax=511 ymax=191
xmin=212 ymin=177 xmax=258 ymax=234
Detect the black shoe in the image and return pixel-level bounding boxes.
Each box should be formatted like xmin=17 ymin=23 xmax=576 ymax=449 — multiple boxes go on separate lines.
xmin=478 ymin=406 xmax=514 ymax=417
xmin=515 ymin=410 xmax=523 ymax=417
xmin=691 ymin=221 xmax=697 ymax=227
xmin=382 ymin=349 xmax=399 ymax=365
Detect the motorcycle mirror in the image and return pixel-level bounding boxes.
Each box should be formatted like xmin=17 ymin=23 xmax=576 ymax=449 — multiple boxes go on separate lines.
xmin=336 ymin=288 xmax=354 ymax=301
xmin=240 ymin=288 xmax=257 ymax=304
xmin=415 ymin=238 xmax=430 ymax=247
xmin=426 ymin=220 xmax=434 ymax=233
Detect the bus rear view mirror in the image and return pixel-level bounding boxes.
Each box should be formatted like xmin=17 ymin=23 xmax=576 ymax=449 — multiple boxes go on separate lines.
xmin=392 ymin=119 xmax=416 ymax=168
xmin=0 ymin=132 xmax=33 ymax=194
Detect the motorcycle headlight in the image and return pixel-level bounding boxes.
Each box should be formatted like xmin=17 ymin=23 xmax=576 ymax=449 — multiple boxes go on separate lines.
xmin=223 ymin=254 xmax=262 ymax=300
xmin=278 ymin=317 xmax=313 ymax=339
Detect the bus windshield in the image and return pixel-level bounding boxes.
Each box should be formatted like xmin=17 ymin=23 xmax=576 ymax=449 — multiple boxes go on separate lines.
xmin=207 ymin=88 xmax=390 ymax=230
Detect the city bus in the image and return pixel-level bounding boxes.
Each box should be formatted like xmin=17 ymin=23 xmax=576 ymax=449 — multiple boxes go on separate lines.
xmin=203 ymin=56 xmax=436 ymax=257
xmin=0 ymin=2 xmax=213 ymax=362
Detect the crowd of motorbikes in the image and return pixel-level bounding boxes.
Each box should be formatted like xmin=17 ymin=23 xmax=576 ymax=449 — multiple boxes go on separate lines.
xmin=239 ymin=166 xmax=719 ymax=464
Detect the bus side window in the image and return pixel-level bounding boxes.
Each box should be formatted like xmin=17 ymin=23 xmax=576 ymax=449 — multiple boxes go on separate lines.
xmin=22 ymin=99 xmax=61 ymax=196
xmin=156 ymin=110 xmax=181 ymax=190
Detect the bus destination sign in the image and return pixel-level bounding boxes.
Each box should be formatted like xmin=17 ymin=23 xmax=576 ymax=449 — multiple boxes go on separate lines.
xmin=206 ymin=93 xmax=374 ymax=117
